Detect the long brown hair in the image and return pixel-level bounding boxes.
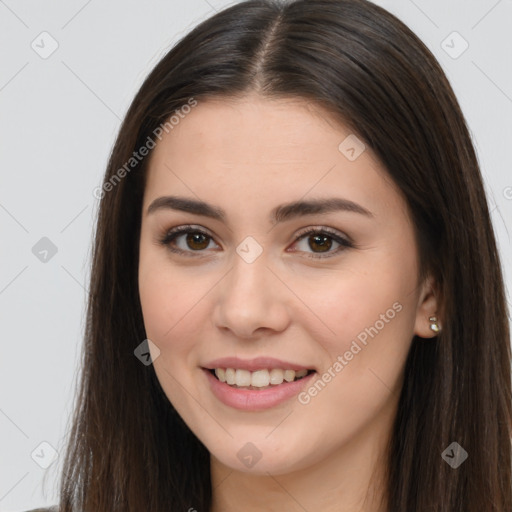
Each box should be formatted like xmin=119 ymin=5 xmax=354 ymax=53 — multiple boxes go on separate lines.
xmin=57 ymin=0 xmax=512 ymax=510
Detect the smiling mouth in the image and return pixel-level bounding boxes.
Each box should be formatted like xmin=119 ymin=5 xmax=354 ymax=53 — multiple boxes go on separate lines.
xmin=208 ymin=368 xmax=315 ymax=390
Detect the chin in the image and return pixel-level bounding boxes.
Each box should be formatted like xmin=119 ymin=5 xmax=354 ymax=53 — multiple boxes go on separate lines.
xmin=207 ymin=433 xmax=325 ymax=476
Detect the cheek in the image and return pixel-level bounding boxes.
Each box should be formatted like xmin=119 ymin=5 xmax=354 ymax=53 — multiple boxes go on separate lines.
xmin=291 ymin=276 xmax=414 ymax=452
xmin=138 ymin=252 xmax=201 ymax=363
xmin=138 ymin=242 xmax=201 ymax=337
xmin=138 ymin=258 xmax=207 ymax=414
xmin=308 ymin=261 xmax=416 ymax=387
xmin=138 ymin=251 xmax=227 ymax=386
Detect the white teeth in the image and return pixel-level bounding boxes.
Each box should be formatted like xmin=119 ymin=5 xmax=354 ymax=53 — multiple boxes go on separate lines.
xmin=215 ymin=368 xmax=226 ymax=383
xmin=269 ymin=368 xmax=284 ymax=385
xmin=213 ymin=367 xmax=311 ymax=388
xmin=225 ymin=368 xmax=236 ymax=385
xmin=251 ymin=369 xmax=270 ymax=387
xmin=235 ymin=369 xmax=252 ymax=387
xmin=283 ymin=369 xmax=296 ymax=382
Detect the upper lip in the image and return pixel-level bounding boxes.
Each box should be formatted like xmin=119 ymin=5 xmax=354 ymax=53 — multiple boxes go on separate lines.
xmin=202 ymin=357 xmax=315 ymax=372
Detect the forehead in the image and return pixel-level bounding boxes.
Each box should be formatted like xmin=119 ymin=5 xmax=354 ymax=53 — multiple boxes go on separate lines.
xmin=152 ymin=95 xmax=362 ymax=164
xmin=143 ymin=95 xmax=407 ymax=224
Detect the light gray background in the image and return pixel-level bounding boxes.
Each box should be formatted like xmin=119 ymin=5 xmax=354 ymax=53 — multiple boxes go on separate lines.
xmin=1 ymin=0 xmax=511 ymax=510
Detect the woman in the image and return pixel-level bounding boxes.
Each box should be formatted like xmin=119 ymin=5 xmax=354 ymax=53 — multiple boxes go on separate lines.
xmin=29 ymin=0 xmax=512 ymax=510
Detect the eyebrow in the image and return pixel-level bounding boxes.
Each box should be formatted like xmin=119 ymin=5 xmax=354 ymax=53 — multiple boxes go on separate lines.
xmin=146 ymin=195 xmax=374 ymax=223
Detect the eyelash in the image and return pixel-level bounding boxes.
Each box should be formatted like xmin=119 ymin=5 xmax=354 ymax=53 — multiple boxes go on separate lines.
xmin=158 ymin=224 xmax=354 ymax=259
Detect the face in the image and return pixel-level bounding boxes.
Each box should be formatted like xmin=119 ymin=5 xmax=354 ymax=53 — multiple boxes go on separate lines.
xmin=138 ymin=94 xmax=438 ymax=476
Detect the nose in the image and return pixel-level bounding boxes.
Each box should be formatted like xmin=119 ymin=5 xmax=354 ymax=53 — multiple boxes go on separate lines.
xmin=212 ymin=250 xmax=291 ymax=339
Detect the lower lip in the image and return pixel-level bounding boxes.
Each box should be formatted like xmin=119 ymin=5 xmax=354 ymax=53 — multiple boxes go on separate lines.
xmin=202 ymin=368 xmax=316 ymax=411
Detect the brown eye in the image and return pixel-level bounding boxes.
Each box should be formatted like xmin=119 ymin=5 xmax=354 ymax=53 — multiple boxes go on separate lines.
xmin=291 ymin=228 xmax=353 ymax=259
xmin=159 ymin=225 xmax=217 ymax=256
xmin=159 ymin=225 xmax=353 ymax=259
xmin=307 ymin=233 xmax=333 ymax=253
xmin=184 ymin=232 xmax=210 ymax=250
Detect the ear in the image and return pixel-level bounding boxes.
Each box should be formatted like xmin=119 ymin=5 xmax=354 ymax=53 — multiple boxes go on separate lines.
xmin=413 ymin=274 xmax=441 ymax=339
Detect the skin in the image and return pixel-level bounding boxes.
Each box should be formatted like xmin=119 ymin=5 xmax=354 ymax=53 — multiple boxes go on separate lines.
xmin=138 ymin=93 xmax=440 ymax=512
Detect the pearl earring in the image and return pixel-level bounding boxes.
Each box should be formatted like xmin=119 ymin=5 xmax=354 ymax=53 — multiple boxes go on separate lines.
xmin=429 ymin=315 xmax=441 ymax=333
